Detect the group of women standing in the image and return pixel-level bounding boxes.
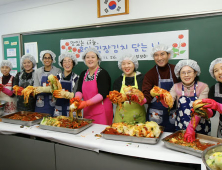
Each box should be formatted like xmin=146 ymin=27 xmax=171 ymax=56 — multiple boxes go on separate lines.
xmin=1 ymin=45 xmax=222 ymax=139
xmin=0 ymin=48 xmax=113 ymax=125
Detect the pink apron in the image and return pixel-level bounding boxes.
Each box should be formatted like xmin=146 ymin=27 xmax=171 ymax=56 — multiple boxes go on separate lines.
xmin=82 ymin=68 xmax=113 ymax=125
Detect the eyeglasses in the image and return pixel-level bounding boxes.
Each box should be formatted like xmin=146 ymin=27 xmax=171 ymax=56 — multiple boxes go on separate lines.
xmin=180 ymin=71 xmax=194 ymax=76
xmin=43 ymin=57 xmax=52 ymax=60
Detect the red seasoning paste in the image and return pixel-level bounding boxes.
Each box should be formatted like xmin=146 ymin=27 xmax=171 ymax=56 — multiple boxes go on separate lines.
xmin=8 ymin=112 xmax=44 ymax=121
xmin=58 ymin=119 xmax=89 ymax=129
xmin=167 ymin=132 xmax=216 ymax=151
xmin=103 ymin=128 xmax=129 ymax=136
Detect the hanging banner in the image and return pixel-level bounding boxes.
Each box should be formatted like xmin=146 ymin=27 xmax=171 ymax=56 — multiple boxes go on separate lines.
xmin=60 ymin=30 xmax=189 ymax=62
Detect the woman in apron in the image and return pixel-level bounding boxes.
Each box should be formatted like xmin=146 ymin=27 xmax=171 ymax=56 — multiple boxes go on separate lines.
xmin=74 ymin=48 xmax=113 ymax=125
xmin=0 ymin=60 xmax=17 ymax=114
xmin=34 ymin=50 xmax=61 ymax=116
xmin=113 ymin=54 xmax=146 ymax=123
xmin=52 ymin=53 xmax=79 ymax=116
xmin=201 ymin=58 xmax=222 ymax=138
xmin=159 ymin=59 xmax=212 ymax=141
xmin=13 ymin=54 xmax=36 ymax=112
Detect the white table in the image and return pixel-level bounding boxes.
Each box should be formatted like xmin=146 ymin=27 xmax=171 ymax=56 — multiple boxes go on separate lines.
xmin=0 ymin=122 xmax=205 ymax=170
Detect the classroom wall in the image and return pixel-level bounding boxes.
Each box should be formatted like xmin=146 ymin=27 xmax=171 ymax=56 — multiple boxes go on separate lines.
xmin=1 ymin=0 xmax=222 ymax=60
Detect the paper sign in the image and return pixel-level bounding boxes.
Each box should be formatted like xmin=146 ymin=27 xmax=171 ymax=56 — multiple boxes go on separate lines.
xmin=11 ymin=42 xmax=17 ymax=45
xmin=4 ymin=41 xmax=9 ymax=45
xmin=7 ymin=48 xmax=16 ymax=57
xmin=24 ymin=42 xmax=38 ymax=63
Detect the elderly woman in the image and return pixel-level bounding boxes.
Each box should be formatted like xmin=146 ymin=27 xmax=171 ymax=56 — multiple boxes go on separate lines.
xmin=201 ymin=58 xmax=222 ymax=138
xmin=113 ymin=54 xmax=146 ymax=123
xmin=34 ymin=50 xmax=61 ymax=116
xmin=74 ymin=48 xmax=113 ymax=125
xmin=160 ymin=59 xmax=212 ymax=140
xmin=0 ymin=60 xmax=17 ymax=114
xmin=13 ymin=54 xmax=36 ymax=112
xmin=52 ymin=53 xmax=79 ymax=116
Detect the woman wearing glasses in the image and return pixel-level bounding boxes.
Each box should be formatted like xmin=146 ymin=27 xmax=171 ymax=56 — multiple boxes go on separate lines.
xmin=159 ymin=59 xmax=212 ymax=138
xmin=33 ymin=50 xmax=62 ymax=116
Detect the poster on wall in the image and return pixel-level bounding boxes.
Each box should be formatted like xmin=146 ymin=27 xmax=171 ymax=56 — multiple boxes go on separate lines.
xmin=24 ymin=42 xmax=38 ymax=63
xmin=60 ymin=30 xmax=189 ymax=62
xmin=7 ymin=48 xmax=16 ymax=57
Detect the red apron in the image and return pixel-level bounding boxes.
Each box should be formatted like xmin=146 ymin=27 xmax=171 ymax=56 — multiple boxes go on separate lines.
xmin=82 ymin=68 xmax=113 ymax=125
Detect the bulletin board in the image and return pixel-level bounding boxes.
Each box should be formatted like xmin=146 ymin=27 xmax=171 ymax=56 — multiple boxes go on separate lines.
xmin=2 ymin=34 xmax=22 ymax=75
xmin=22 ymin=14 xmax=222 ymax=89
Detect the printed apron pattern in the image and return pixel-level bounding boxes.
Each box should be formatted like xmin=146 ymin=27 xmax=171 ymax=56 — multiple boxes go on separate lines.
xmin=54 ymin=73 xmax=77 ymax=116
xmin=175 ymin=82 xmax=211 ymax=135
xmin=147 ymin=64 xmax=176 ymax=132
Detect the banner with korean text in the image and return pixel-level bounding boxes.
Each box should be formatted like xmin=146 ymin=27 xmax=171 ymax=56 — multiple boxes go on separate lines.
xmin=60 ymin=30 xmax=188 ymax=62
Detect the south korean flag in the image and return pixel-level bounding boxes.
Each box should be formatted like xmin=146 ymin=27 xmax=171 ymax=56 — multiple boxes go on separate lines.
xmin=99 ymin=0 xmax=128 ymax=17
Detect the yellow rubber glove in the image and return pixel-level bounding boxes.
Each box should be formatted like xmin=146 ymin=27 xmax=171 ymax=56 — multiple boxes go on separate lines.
xmin=36 ymin=86 xmax=52 ymax=94
xmin=53 ymin=89 xmax=74 ymax=99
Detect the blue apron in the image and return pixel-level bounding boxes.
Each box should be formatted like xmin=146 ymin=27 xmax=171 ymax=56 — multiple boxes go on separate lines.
xmin=54 ymin=79 xmax=72 ymax=116
xmin=54 ymin=73 xmax=79 ymax=117
xmin=175 ymin=82 xmax=211 ymax=135
xmin=35 ymin=74 xmax=56 ymax=116
xmin=213 ymin=83 xmax=222 ymax=137
xmin=147 ymin=64 xmax=176 ymax=132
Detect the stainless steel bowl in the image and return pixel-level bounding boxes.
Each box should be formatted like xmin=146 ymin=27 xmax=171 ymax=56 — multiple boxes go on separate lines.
xmin=202 ymin=144 xmax=222 ymax=170
xmin=0 ymin=100 xmax=7 ymax=116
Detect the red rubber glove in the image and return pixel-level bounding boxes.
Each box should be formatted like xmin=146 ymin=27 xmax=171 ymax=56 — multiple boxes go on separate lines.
xmin=70 ymin=96 xmax=81 ymax=103
xmin=156 ymin=94 xmax=168 ymax=108
xmin=77 ymin=94 xmax=103 ymax=110
xmin=0 ymin=84 xmax=3 ymax=92
xmin=202 ymin=98 xmax=222 ymax=114
xmin=129 ymin=94 xmax=147 ymax=106
xmin=184 ymin=115 xmax=201 ymax=142
xmin=77 ymin=101 xmax=88 ymax=110
xmin=205 ymin=108 xmax=214 ymax=119
xmin=2 ymin=87 xmax=13 ymax=96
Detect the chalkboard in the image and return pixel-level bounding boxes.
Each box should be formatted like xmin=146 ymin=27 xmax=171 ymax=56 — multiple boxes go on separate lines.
xmin=22 ymin=14 xmax=222 ymax=89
